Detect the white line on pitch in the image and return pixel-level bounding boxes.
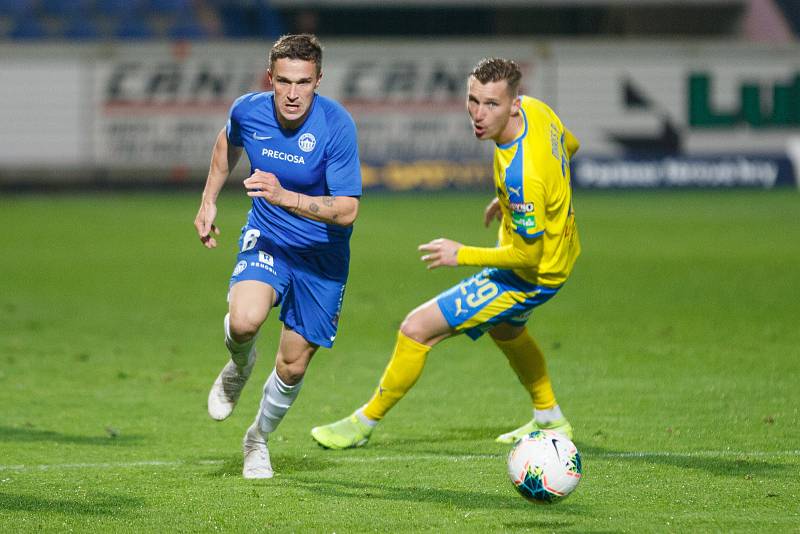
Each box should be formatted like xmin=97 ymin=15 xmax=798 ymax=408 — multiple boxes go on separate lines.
xmin=330 ymin=450 xmax=800 ymax=463
xmin=1 ymin=450 xmax=798 ymax=472
xmin=0 ymin=460 xmax=225 ymax=472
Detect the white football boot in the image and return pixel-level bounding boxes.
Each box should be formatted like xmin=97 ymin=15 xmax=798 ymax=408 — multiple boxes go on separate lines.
xmin=207 ymin=348 xmax=256 ymax=421
xmin=242 ymin=423 xmax=273 ymax=479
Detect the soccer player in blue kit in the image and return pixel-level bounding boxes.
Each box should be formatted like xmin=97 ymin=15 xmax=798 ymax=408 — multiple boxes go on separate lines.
xmin=193 ymin=34 xmax=362 ymax=479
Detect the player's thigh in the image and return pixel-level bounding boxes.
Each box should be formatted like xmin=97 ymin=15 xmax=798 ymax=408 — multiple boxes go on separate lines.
xmin=228 ymin=280 xmax=277 ymax=336
xmin=279 ymin=266 xmax=346 ymax=349
xmin=274 ymin=325 xmax=319 ymax=384
xmin=228 ymin=230 xmax=290 ymax=336
xmin=437 ymin=268 xmax=556 ymax=341
xmin=401 ymin=298 xmax=454 ymax=346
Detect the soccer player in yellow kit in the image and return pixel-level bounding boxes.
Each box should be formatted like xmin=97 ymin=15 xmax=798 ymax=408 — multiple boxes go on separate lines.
xmin=311 ymin=57 xmax=581 ymax=449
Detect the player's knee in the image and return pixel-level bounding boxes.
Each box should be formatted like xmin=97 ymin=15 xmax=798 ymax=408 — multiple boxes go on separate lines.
xmin=276 ymin=361 xmax=306 ymax=386
xmin=399 ymin=313 xmax=430 ymax=345
xmin=228 ymin=309 xmax=265 ymax=340
xmin=489 ymin=323 xmax=526 ymax=342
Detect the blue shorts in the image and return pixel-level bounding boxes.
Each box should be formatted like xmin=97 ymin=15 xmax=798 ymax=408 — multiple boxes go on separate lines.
xmin=436 ymin=268 xmax=560 ymax=340
xmin=229 ymin=226 xmax=349 ymax=348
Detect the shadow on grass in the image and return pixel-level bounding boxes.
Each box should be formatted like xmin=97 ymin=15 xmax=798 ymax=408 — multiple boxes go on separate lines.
xmin=0 ymin=491 xmax=142 ymax=516
xmin=501 ymin=519 xmax=582 ymax=531
xmin=206 ymin=452 xmax=338 ymax=478
xmin=378 ymin=425 xmax=511 ymax=446
xmin=0 ymin=426 xmax=142 ymax=446
xmin=323 ymin=426 xmax=795 ymax=480
xmin=206 ymin=454 xmax=241 ymax=477
xmin=288 ymin=476 xmax=586 ymax=514
xmin=580 ymin=444 xmax=793 ymax=477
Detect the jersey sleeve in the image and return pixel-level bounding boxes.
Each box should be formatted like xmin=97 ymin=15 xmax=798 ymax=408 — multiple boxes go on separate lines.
xmin=564 ymin=128 xmax=580 ymax=157
xmin=457 ymin=232 xmax=543 ymax=269
xmin=324 ymin=111 xmax=362 ymax=197
xmin=226 ymin=93 xmax=254 ymax=147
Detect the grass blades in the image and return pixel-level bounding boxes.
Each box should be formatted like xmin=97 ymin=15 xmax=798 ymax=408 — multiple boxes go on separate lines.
xmin=1 ymin=190 xmax=798 ymax=532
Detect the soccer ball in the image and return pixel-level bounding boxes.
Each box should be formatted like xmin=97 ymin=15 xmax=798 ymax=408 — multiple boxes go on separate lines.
xmin=507 ymin=430 xmax=582 ymax=503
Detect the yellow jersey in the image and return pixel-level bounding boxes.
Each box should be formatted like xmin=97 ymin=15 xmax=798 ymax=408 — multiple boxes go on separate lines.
xmin=458 ymin=95 xmax=580 ymax=287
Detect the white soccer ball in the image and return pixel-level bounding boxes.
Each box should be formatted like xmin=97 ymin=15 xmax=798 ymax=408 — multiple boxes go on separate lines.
xmin=507 ymin=429 xmax=583 ymax=503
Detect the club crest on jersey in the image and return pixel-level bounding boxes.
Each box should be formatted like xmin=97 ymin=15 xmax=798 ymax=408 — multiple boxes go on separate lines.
xmin=298 ymin=133 xmax=316 ymax=152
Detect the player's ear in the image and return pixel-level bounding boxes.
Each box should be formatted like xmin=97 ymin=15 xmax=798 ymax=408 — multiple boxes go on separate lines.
xmin=315 ymin=70 xmax=323 ymax=89
xmin=267 ymin=69 xmax=274 ymax=86
xmin=510 ymin=95 xmax=521 ymax=115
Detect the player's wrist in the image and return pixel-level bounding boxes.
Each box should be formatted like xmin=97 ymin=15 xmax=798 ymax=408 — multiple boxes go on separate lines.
xmin=455 ymin=244 xmax=466 ymax=265
xmin=275 ymin=189 xmax=290 ymax=208
xmin=283 ymin=191 xmax=301 ymax=212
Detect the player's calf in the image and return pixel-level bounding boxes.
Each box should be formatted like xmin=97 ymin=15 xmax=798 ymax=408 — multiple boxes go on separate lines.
xmin=207 ymin=314 xmax=258 ymax=421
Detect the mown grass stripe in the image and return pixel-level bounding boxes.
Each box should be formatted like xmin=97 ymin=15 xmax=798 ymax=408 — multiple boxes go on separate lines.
xmin=2 ymin=450 xmax=798 ymax=472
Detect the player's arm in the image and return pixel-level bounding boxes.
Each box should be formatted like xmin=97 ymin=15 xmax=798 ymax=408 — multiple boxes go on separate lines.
xmin=484 ymin=197 xmax=502 ymax=227
xmin=243 ymin=169 xmax=359 ymax=227
xmin=455 ymin=189 xmax=546 ymax=266
xmin=419 ymin=233 xmax=543 ymax=270
xmin=457 ymin=233 xmax=543 ymax=268
xmin=194 ymin=126 xmax=243 ymax=248
xmin=564 ymin=128 xmax=580 ymax=158
xmin=444 ymin=161 xmax=550 ymax=268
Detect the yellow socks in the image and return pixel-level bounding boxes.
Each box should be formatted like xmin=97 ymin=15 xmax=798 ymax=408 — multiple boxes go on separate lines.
xmin=493 ymin=330 xmax=557 ymax=410
xmin=360 ymin=329 xmax=554 ymax=421
xmin=362 ymin=331 xmax=431 ymax=421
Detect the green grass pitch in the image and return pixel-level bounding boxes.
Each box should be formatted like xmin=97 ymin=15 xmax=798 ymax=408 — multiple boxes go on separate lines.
xmin=1 ymin=189 xmax=798 ymax=532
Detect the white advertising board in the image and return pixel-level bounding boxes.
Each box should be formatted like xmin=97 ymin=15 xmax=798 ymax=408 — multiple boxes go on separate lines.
xmin=0 ymin=60 xmax=84 ymax=166
xmin=89 ymin=40 xmax=544 ymax=171
xmin=1 ymin=40 xmax=798 ymax=187
xmin=551 ymin=42 xmax=800 ymax=158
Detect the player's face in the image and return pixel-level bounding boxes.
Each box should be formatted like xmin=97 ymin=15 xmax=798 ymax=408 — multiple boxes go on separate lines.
xmin=466 ymin=76 xmax=521 ymax=144
xmin=268 ymin=58 xmax=322 ymax=129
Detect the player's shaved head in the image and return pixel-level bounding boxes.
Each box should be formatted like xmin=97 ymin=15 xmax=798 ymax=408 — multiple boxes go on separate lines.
xmin=270 ymin=34 xmax=323 ymax=75
xmin=470 ymin=58 xmax=522 ymax=96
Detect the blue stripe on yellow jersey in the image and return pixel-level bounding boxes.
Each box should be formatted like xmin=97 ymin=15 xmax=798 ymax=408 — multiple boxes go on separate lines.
xmin=497 ymin=95 xmax=580 ymax=286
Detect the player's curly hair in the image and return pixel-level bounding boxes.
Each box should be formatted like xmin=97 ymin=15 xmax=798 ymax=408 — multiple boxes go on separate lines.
xmin=269 ymin=34 xmax=323 ymax=75
xmin=470 ymin=57 xmax=522 ymax=95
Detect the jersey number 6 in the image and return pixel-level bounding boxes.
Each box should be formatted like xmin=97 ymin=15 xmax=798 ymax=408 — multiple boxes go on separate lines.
xmin=242 ymin=229 xmax=261 ymax=252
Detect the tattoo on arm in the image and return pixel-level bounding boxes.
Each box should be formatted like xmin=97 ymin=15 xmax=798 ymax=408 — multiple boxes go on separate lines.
xmin=322 ymin=196 xmax=334 ymax=207
xmin=309 ymin=202 xmax=320 ymax=214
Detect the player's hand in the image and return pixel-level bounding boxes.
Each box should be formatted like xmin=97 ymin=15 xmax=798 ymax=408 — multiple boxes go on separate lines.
xmin=483 ymin=197 xmax=501 ymax=227
xmin=243 ymin=169 xmax=289 ymax=206
xmin=194 ymin=202 xmax=220 ymax=249
xmin=419 ymin=238 xmax=462 ymax=270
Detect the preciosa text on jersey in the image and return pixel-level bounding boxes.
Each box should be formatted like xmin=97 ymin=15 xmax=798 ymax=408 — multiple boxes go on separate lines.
xmin=261 ymin=148 xmax=306 ymax=164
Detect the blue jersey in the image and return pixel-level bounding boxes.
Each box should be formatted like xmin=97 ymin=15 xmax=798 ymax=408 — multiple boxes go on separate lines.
xmin=227 ymin=92 xmax=362 ymax=252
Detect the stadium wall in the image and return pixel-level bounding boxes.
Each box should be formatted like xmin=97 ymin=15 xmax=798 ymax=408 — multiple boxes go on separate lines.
xmin=0 ymin=40 xmax=798 ymax=189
